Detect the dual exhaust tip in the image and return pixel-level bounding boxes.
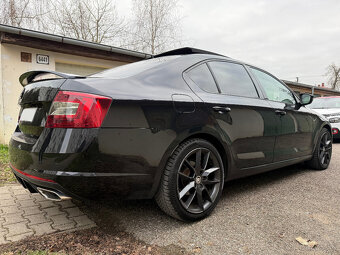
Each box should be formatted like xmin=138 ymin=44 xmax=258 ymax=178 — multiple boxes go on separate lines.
xmin=37 ymin=187 xmax=72 ymax=202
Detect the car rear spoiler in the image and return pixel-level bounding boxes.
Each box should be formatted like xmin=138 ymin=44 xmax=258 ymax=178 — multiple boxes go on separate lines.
xmin=19 ymin=70 xmax=85 ymax=86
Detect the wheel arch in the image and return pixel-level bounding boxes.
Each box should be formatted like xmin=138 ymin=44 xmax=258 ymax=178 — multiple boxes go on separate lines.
xmin=181 ymin=133 xmax=230 ymax=179
xmin=312 ymin=123 xmax=332 ymax=153
xmin=150 ymin=131 xmax=232 ymax=198
xmin=323 ymin=123 xmax=332 ymax=134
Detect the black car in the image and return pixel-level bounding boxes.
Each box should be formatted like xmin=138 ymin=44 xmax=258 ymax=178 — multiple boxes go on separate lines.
xmin=9 ymin=48 xmax=332 ymax=221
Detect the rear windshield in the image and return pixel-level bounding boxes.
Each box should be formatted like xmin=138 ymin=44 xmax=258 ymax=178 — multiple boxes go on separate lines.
xmin=90 ymin=56 xmax=180 ymax=79
xmin=309 ymin=97 xmax=340 ymax=109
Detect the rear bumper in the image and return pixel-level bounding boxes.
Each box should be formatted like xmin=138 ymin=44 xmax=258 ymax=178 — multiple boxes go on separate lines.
xmin=8 ymin=127 xmax=171 ymax=200
xmin=11 ymin=164 xmax=78 ymax=201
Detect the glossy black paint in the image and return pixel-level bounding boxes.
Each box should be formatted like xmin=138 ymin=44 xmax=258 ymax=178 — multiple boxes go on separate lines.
xmin=9 ymin=54 xmax=331 ymax=200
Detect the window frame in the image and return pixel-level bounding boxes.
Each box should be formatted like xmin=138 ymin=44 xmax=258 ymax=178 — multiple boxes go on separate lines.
xmin=183 ymin=59 xmax=263 ymax=100
xmin=185 ymin=62 xmax=220 ymax=94
xmin=206 ymin=60 xmax=260 ymax=99
xmin=246 ymin=65 xmax=300 ymax=105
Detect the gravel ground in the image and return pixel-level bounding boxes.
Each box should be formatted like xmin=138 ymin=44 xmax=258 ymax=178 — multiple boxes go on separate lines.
xmin=0 ymin=227 xmax=187 ymax=255
xmin=84 ymin=143 xmax=340 ymax=255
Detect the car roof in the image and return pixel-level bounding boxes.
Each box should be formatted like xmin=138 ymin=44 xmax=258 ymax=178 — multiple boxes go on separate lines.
xmin=154 ymin=47 xmax=258 ymax=67
xmin=154 ymin=47 xmax=228 ymax=58
xmin=155 ymin=48 xmax=267 ymax=71
xmin=92 ymin=47 xmax=268 ymax=82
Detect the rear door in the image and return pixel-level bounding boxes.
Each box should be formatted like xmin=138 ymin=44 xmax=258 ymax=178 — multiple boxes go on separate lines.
xmin=184 ymin=60 xmax=278 ymax=169
xmin=249 ymin=67 xmax=315 ymax=161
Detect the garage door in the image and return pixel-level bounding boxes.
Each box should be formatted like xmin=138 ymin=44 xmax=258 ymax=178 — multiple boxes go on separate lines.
xmin=55 ymin=62 xmax=107 ymax=76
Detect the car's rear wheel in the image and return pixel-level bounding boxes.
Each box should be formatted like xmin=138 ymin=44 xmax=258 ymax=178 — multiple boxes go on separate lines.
xmin=306 ymin=128 xmax=332 ymax=170
xmin=155 ymin=139 xmax=224 ymax=221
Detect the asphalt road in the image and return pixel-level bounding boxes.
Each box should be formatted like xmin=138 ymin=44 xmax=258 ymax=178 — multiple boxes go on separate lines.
xmin=85 ymin=143 xmax=340 ymax=255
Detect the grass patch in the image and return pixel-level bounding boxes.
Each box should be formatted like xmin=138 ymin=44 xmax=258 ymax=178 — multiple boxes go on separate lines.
xmin=0 ymin=144 xmax=16 ymax=185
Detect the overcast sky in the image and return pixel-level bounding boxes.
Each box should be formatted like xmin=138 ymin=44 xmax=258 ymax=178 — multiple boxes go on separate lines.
xmin=117 ymin=0 xmax=340 ymax=86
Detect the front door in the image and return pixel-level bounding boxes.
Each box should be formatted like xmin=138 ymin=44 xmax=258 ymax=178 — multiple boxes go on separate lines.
xmin=249 ymin=67 xmax=314 ymax=162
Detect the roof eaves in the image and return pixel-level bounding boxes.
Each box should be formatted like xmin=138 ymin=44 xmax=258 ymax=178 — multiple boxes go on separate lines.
xmin=0 ymin=24 xmax=151 ymax=59
xmin=283 ymin=79 xmax=340 ymax=93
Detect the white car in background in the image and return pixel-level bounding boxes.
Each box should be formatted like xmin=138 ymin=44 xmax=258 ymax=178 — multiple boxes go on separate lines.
xmin=309 ymin=96 xmax=340 ymax=139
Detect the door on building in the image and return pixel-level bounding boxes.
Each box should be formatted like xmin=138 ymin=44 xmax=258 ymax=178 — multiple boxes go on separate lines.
xmin=55 ymin=62 xmax=107 ymax=76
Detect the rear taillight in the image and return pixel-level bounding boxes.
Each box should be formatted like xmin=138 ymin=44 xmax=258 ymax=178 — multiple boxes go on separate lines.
xmin=332 ymin=128 xmax=339 ymax=135
xmin=45 ymin=91 xmax=112 ymax=128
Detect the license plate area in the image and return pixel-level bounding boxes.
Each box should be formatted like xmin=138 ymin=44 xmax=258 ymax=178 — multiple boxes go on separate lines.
xmin=20 ymin=107 xmax=38 ymax=122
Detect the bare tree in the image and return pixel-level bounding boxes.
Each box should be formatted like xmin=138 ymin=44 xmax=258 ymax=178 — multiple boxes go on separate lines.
xmin=326 ymin=63 xmax=340 ymax=90
xmin=48 ymin=0 xmax=125 ymax=44
xmin=127 ymin=0 xmax=182 ymax=54
xmin=1 ymin=0 xmax=52 ymax=31
xmin=1 ymin=0 xmax=39 ymax=27
xmin=1 ymin=0 xmax=182 ymax=52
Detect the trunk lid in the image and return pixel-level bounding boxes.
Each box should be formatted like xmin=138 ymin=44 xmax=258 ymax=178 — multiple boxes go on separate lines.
xmin=18 ymin=79 xmax=66 ymax=138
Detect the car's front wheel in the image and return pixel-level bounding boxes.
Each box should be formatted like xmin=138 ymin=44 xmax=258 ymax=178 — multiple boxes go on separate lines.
xmin=306 ymin=127 xmax=332 ymax=170
xmin=156 ymin=139 xmax=224 ymax=221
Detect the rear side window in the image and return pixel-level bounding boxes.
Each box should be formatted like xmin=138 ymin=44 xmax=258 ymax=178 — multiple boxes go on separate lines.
xmin=208 ymin=61 xmax=258 ymax=98
xmin=187 ymin=63 xmax=219 ymax=93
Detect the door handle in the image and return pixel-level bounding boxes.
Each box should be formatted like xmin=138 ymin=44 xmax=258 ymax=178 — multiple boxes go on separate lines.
xmin=275 ymin=109 xmax=286 ymax=116
xmin=212 ymin=106 xmax=231 ymax=113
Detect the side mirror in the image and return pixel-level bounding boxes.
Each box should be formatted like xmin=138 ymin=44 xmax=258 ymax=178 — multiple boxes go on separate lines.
xmin=300 ymin=93 xmax=313 ymax=106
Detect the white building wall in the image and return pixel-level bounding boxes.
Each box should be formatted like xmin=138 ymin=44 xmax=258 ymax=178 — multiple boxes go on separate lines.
xmin=0 ymin=43 xmax=4 ymax=142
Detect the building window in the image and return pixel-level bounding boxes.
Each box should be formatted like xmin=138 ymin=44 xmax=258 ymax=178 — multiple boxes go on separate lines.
xmin=21 ymin=52 xmax=32 ymax=62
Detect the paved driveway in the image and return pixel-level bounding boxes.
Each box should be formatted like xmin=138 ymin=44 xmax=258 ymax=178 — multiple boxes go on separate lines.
xmin=0 ymin=185 xmax=95 ymax=244
xmin=85 ymin=143 xmax=340 ymax=255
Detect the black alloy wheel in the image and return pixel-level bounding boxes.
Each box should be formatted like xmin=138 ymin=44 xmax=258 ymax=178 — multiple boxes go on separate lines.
xmin=156 ymin=139 xmax=224 ymax=221
xmin=307 ymin=128 xmax=332 ymax=170
xmin=177 ymin=148 xmax=221 ymax=214
xmin=318 ymin=130 xmax=332 ymax=167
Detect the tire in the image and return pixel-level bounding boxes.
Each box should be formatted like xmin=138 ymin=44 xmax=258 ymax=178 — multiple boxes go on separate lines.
xmin=306 ymin=128 xmax=332 ymax=170
xmin=155 ymin=139 xmax=224 ymax=221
